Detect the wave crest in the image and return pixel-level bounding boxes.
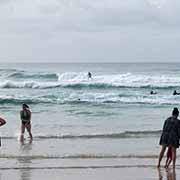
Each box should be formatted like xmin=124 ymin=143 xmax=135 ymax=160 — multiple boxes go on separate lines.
xmin=2 ymin=130 xmax=162 ymax=140
xmin=0 ymin=70 xmax=180 ymax=90
xmin=0 ymin=69 xmax=58 ymax=81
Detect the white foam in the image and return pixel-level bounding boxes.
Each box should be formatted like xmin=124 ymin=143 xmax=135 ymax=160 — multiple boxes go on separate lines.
xmin=0 ymin=72 xmax=180 ymax=89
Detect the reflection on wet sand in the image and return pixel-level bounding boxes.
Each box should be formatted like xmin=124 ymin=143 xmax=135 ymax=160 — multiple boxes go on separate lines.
xmin=19 ymin=169 xmax=31 ymax=180
xmin=158 ymin=168 xmax=176 ymax=180
xmin=18 ymin=141 xmax=33 ymax=180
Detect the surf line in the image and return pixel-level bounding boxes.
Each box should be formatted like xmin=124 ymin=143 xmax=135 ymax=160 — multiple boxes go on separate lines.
xmin=0 ymin=164 xmax=159 ymax=170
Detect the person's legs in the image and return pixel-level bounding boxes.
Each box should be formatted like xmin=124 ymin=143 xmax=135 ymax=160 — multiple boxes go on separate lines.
xmin=167 ymin=158 xmax=172 ymax=168
xmin=164 ymin=157 xmax=169 ymax=168
xmin=26 ymin=123 xmax=33 ymax=140
xmin=171 ymin=147 xmax=176 ymax=168
xmin=20 ymin=124 xmax=25 ymax=142
xmin=157 ymin=145 xmax=167 ymax=168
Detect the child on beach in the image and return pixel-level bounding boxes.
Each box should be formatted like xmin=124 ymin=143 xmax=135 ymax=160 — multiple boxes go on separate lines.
xmin=164 ymin=147 xmax=172 ymax=168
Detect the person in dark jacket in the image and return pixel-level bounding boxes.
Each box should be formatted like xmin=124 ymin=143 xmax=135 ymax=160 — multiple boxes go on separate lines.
xmin=157 ymin=107 xmax=180 ymax=168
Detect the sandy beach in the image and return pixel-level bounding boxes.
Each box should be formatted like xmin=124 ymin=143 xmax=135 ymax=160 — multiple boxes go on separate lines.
xmin=0 ymin=0 xmax=179 ymax=174
xmin=0 ymin=156 xmax=179 ymax=180
xmin=0 ymin=139 xmax=179 ymax=180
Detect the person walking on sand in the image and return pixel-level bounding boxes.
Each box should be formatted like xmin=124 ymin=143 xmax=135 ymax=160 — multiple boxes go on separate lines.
xmin=157 ymin=107 xmax=180 ymax=168
xmin=20 ymin=103 xmax=33 ymax=143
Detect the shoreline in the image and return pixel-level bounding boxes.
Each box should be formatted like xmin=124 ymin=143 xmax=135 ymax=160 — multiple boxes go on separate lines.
xmin=1 ymin=155 xmax=179 ymax=179
xmin=0 ymin=162 xmax=179 ymax=180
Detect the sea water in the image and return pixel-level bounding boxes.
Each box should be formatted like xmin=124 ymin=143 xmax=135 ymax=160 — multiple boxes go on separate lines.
xmin=0 ymin=63 xmax=179 ymax=168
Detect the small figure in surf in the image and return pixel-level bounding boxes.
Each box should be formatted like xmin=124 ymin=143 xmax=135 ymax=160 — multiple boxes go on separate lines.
xmin=88 ymin=72 xmax=92 ymax=80
xmin=150 ymin=90 xmax=157 ymax=95
xmin=20 ymin=103 xmax=33 ymax=143
xmin=0 ymin=116 xmax=6 ymax=147
xmin=164 ymin=147 xmax=172 ymax=168
xmin=173 ymin=90 xmax=180 ymax=95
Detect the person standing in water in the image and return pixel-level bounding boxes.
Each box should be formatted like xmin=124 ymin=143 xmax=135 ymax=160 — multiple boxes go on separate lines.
xmin=0 ymin=116 xmax=6 ymax=147
xmin=20 ymin=103 xmax=33 ymax=142
xmin=88 ymin=72 xmax=92 ymax=80
xmin=0 ymin=117 xmax=6 ymax=127
xmin=157 ymin=107 xmax=180 ymax=168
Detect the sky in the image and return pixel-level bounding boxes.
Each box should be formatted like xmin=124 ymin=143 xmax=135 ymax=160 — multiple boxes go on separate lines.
xmin=0 ymin=0 xmax=180 ymax=63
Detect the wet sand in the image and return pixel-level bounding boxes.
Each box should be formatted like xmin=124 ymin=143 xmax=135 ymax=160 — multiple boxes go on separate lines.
xmin=0 ymin=156 xmax=180 ymax=180
xmin=0 ymin=165 xmax=179 ymax=180
xmin=0 ymin=137 xmax=179 ymax=180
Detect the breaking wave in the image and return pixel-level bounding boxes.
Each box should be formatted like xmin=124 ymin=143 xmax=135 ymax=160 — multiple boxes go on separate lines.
xmin=2 ymin=130 xmax=162 ymax=140
xmin=0 ymin=69 xmax=180 ymax=89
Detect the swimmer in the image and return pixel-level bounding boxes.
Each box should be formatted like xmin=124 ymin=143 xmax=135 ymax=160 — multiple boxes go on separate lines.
xmin=150 ymin=90 xmax=157 ymax=95
xmin=173 ymin=90 xmax=180 ymax=95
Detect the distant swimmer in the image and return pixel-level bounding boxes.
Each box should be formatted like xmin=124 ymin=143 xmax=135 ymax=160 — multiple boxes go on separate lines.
xmin=88 ymin=72 xmax=92 ymax=80
xmin=173 ymin=90 xmax=180 ymax=95
xmin=150 ymin=90 xmax=157 ymax=95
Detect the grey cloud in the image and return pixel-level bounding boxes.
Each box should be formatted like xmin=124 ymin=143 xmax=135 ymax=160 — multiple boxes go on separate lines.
xmin=0 ymin=0 xmax=180 ymax=62
xmin=0 ymin=1 xmax=176 ymax=29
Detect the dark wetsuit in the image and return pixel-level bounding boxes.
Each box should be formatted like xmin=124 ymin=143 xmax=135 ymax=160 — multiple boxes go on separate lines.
xmin=21 ymin=110 xmax=31 ymax=125
xmin=88 ymin=72 xmax=92 ymax=79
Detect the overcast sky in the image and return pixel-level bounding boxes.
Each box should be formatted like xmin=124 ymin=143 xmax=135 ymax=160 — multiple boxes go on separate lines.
xmin=0 ymin=0 xmax=180 ymax=62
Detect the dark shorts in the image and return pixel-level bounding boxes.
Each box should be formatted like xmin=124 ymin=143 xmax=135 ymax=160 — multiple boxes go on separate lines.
xmin=22 ymin=121 xmax=30 ymax=125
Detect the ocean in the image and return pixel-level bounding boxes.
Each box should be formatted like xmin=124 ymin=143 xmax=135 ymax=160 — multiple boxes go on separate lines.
xmin=0 ymin=63 xmax=180 ymax=175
